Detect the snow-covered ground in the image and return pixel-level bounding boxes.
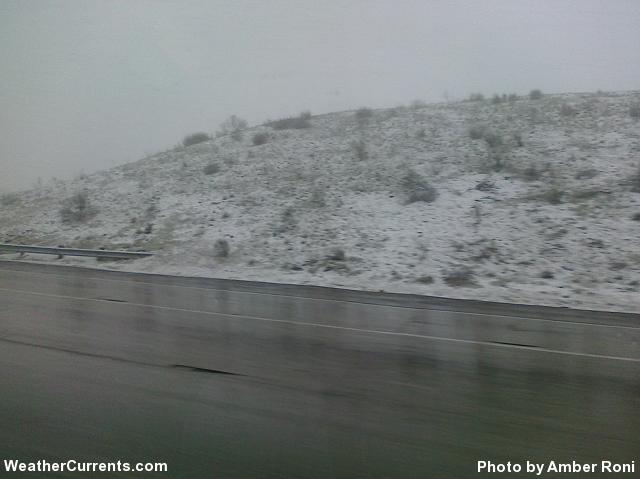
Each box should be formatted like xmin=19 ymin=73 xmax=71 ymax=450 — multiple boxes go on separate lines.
xmin=2 ymin=91 xmax=640 ymax=313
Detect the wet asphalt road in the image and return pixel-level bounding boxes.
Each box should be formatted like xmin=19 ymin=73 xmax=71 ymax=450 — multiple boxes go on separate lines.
xmin=0 ymin=261 xmax=638 ymax=478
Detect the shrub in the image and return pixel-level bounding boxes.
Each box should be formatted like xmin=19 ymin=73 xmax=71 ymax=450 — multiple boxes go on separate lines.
xmin=410 ymin=99 xmax=427 ymax=109
xmin=469 ymin=125 xmax=487 ymax=140
xmin=268 ymin=112 xmax=312 ymax=130
xmin=575 ymin=168 xmax=598 ymax=180
xmin=484 ymin=132 xmax=503 ymax=149
xmin=0 ymin=193 xmax=19 ymax=206
xmin=559 ymin=104 xmax=577 ymax=117
xmin=252 ymin=132 xmax=269 ymax=146
xmin=475 ymin=180 xmax=495 ymax=192
xmin=230 ymin=129 xmax=244 ymax=142
xmin=491 ymin=94 xmax=503 ymax=105
xmin=309 ymin=188 xmax=326 ymax=207
xmin=587 ymin=239 xmax=605 ymax=249
xmin=443 ymin=267 xmax=475 ymax=287
xmin=219 ymin=115 xmax=247 ymax=133
xmin=415 ymin=275 xmax=434 ymax=284
xmin=571 ymin=189 xmax=601 ymax=201
xmin=402 ymin=171 xmax=438 ymax=204
xmin=355 ymin=107 xmax=374 ymax=123
xmin=326 ymin=248 xmax=346 ymax=261
xmin=136 ymin=223 xmax=153 ymax=235
xmin=469 ymin=127 xmax=507 ymax=149
xmin=542 ymin=188 xmax=565 ymax=204
xmin=203 ymin=163 xmax=220 ymax=175
xmin=631 ymin=165 xmax=640 ymax=193
xmin=217 ymin=115 xmax=248 ymax=141
xmin=513 ymin=132 xmax=523 ymax=147
xmin=351 ymin=140 xmax=368 ymax=161
xmin=60 ymin=191 xmax=98 ymax=223
xmin=276 ymin=206 xmax=297 ymax=233
xmin=182 ymin=132 xmax=210 ymax=147
xmin=489 ymin=151 xmax=508 ymax=172
xmin=522 ymin=166 xmax=542 ymax=181
xmin=529 ymin=89 xmax=543 ymax=100
xmin=469 ymin=93 xmax=485 ymax=102
xmin=213 ymin=239 xmax=229 ymax=257
xmin=508 ymin=93 xmax=518 ymax=102
xmin=630 ymin=104 xmax=640 ymax=120
xmin=631 ymin=212 xmax=640 ymax=221
xmin=478 ymin=131 xmax=508 ymax=172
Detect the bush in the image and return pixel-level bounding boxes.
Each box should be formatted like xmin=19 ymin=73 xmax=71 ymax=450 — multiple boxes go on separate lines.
xmin=351 ymin=140 xmax=368 ymax=161
xmin=631 ymin=165 xmax=640 ymax=193
xmin=309 ymin=188 xmax=326 ymax=207
xmin=484 ymin=132 xmax=503 ymax=149
xmin=326 ymin=248 xmax=346 ymax=261
xmin=0 ymin=193 xmax=19 ymax=206
xmin=402 ymin=171 xmax=438 ymax=204
xmin=203 ymin=163 xmax=220 ymax=175
xmin=529 ymin=89 xmax=543 ymax=100
xmin=475 ymin=131 xmax=508 ymax=172
xmin=632 ymin=212 xmax=640 ymax=221
xmin=355 ymin=107 xmax=374 ymax=123
xmin=522 ymin=165 xmax=542 ymax=181
xmin=508 ymin=93 xmax=518 ymax=102
xmin=469 ymin=93 xmax=485 ymax=102
xmin=60 ymin=191 xmax=98 ymax=223
xmin=468 ymin=125 xmax=487 ymax=140
xmin=571 ymin=189 xmax=601 ymax=201
xmin=213 ymin=239 xmax=229 ymax=257
xmin=217 ymin=115 xmax=248 ymax=141
xmin=475 ymin=180 xmax=495 ymax=192
xmin=267 ymin=112 xmax=312 ymax=130
xmin=252 ymin=132 xmax=269 ymax=146
xmin=276 ymin=206 xmax=297 ymax=233
xmin=574 ymin=168 xmax=598 ymax=180
xmin=560 ymin=104 xmax=577 ymax=117
xmin=630 ymin=104 xmax=640 ymax=120
xmin=415 ymin=275 xmax=434 ymax=284
xmin=489 ymin=151 xmax=508 ymax=172
xmin=469 ymin=127 xmax=507 ymax=150
xmin=542 ymin=188 xmax=565 ymax=204
xmin=513 ymin=132 xmax=523 ymax=147
xmin=182 ymin=132 xmax=210 ymax=147
xmin=491 ymin=94 xmax=503 ymax=105
xmin=219 ymin=115 xmax=247 ymax=133
xmin=443 ymin=267 xmax=475 ymax=287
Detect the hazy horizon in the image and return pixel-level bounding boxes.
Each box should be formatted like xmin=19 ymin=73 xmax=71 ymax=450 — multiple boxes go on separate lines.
xmin=2 ymin=0 xmax=640 ymax=192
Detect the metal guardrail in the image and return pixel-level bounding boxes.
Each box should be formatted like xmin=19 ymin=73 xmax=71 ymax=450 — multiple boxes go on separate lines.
xmin=0 ymin=244 xmax=153 ymax=260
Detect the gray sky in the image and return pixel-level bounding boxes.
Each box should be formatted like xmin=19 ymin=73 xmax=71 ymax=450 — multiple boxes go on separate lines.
xmin=1 ymin=0 xmax=639 ymax=192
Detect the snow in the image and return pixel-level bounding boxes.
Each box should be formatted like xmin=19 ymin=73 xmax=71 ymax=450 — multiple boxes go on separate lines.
xmin=2 ymin=91 xmax=640 ymax=313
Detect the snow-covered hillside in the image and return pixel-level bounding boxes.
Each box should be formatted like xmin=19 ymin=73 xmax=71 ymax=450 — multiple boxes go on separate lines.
xmin=2 ymin=91 xmax=640 ymax=312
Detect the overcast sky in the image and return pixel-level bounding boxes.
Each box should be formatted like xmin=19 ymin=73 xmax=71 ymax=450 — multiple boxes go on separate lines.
xmin=1 ymin=0 xmax=639 ymax=192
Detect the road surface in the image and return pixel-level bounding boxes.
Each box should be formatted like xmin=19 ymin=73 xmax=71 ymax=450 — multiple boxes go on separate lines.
xmin=0 ymin=261 xmax=638 ymax=477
